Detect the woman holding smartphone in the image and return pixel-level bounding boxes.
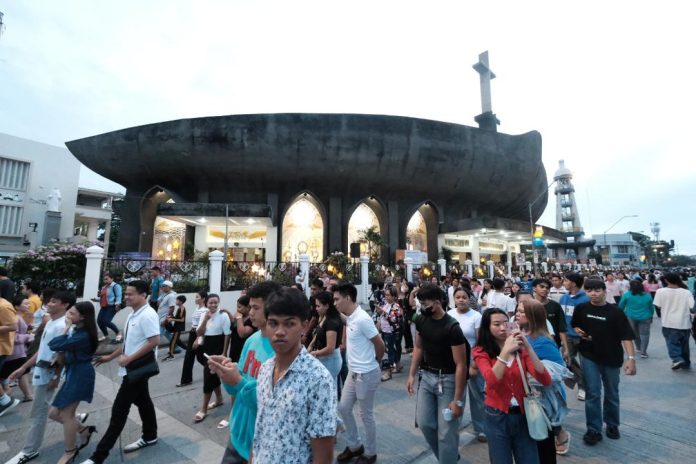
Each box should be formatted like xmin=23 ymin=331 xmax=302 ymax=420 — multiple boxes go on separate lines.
xmin=193 ymin=293 xmax=231 ymax=423
xmin=473 ymin=308 xmax=552 ymax=464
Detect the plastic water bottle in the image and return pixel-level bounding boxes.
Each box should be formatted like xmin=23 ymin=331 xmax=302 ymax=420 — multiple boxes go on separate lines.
xmin=442 ymin=408 xmax=453 ymax=422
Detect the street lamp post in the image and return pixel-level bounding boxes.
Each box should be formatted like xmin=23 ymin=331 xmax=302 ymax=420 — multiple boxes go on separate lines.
xmin=603 ymin=215 xmax=638 ymax=267
xmin=528 ymin=179 xmax=557 ymax=272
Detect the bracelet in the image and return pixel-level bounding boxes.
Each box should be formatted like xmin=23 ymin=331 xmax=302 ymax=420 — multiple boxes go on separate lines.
xmin=496 ymin=356 xmax=513 ymax=367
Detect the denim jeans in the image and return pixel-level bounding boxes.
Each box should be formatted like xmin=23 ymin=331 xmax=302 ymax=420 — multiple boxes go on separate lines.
xmin=484 ymin=405 xmax=540 ymax=464
xmin=416 ymin=371 xmax=459 ymax=462
xmin=317 ymin=350 xmax=344 ymax=429
xmin=661 ymin=327 xmax=691 ymax=366
xmin=581 ymin=357 xmax=620 ymax=433
xmin=566 ymin=337 xmax=585 ymax=390
xmin=382 ymin=332 xmax=397 ymax=366
xmin=97 ymin=305 xmax=120 ymax=337
xmin=338 ymin=368 xmax=380 ymax=456
xmin=627 ymin=318 xmax=651 ymax=354
xmin=460 ymin=373 xmax=486 ymax=434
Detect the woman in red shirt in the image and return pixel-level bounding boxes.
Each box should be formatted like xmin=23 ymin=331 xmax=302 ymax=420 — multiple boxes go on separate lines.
xmin=473 ymin=308 xmax=552 ymax=464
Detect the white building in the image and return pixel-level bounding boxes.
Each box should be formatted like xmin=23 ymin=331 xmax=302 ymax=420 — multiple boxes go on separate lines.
xmin=593 ymin=233 xmax=642 ymax=267
xmin=0 ymin=133 xmax=120 ymax=259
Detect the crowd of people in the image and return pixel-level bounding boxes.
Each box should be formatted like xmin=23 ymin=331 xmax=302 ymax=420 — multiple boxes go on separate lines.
xmin=0 ymin=263 xmax=694 ymax=464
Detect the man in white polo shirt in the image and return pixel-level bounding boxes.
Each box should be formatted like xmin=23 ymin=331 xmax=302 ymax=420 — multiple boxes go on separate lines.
xmin=82 ymin=280 xmax=160 ymax=464
xmin=334 ymin=283 xmax=385 ymax=464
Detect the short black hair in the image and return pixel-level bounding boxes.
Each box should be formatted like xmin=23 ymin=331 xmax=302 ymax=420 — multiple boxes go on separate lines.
xmin=264 ymin=287 xmax=310 ymax=321
xmin=334 ymin=282 xmax=357 ymax=302
xmin=0 ymin=267 xmax=8 ymax=276
xmin=310 ymin=278 xmax=324 ymax=289
xmin=151 ymin=266 xmax=161 ymax=271
xmin=492 ymin=278 xmax=506 ymax=290
xmin=583 ymin=278 xmax=606 ymax=291
xmin=176 ymin=295 xmax=187 ymax=303
xmin=41 ymin=287 xmax=57 ymax=302
xmin=127 ymin=279 xmax=149 ymax=296
xmin=51 ymin=291 xmax=76 ymax=309
xmin=237 ymin=294 xmax=250 ymax=306
xmin=564 ymin=272 xmax=585 ymax=289
xmin=532 ymin=278 xmax=551 ymax=288
xmin=247 ymin=281 xmax=282 ymax=301
xmin=26 ymin=281 xmax=41 ymax=294
xmin=417 ymin=283 xmax=446 ymax=305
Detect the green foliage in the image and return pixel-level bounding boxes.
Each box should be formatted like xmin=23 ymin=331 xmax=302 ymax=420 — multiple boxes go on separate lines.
xmin=9 ymin=242 xmax=93 ymax=293
xmin=358 ymin=226 xmax=387 ymax=262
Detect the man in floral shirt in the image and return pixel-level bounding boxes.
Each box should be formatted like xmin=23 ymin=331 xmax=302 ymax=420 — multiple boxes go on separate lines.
xmin=252 ymin=287 xmax=335 ymax=464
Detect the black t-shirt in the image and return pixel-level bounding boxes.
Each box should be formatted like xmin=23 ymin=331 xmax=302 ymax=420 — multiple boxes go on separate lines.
xmin=415 ymin=313 xmax=469 ymax=373
xmin=544 ymin=299 xmax=567 ymax=346
xmin=571 ymin=302 xmax=635 ymax=367
xmin=315 ymin=315 xmax=344 ymax=351
xmin=228 ymin=317 xmax=257 ymax=362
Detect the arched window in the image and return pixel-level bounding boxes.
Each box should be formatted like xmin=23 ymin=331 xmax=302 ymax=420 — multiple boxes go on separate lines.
xmin=347 ymin=203 xmax=381 ymax=259
xmin=406 ymin=210 xmax=427 ymax=252
xmin=281 ymin=197 xmax=324 ymax=262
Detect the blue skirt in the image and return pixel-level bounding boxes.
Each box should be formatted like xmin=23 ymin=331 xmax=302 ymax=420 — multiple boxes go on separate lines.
xmin=52 ymin=362 xmax=95 ymax=409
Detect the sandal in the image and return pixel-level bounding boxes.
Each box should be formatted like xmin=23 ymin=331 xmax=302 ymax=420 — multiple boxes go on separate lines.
xmin=381 ymin=370 xmax=392 ymax=381
xmin=555 ymin=431 xmax=571 ymax=455
xmin=57 ymin=447 xmax=79 ymax=464
xmin=217 ymin=419 xmax=229 ymax=429
xmin=78 ymin=425 xmax=98 ymax=450
xmin=207 ymin=400 xmax=224 ymax=410
xmin=194 ymin=411 xmax=207 ymax=423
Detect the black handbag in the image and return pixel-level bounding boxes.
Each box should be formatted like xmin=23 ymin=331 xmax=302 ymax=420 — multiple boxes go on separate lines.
xmin=125 ymin=350 xmax=159 ymax=383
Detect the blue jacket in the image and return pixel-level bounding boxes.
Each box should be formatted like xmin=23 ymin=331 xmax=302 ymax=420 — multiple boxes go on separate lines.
xmin=560 ymin=290 xmax=590 ymax=338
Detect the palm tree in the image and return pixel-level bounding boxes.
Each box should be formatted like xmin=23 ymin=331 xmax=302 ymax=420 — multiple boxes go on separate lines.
xmin=359 ymin=226 xmax=387 ymax=262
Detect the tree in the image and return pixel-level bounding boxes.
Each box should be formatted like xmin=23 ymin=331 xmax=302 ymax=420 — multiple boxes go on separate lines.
xmin=359 ymin=226 xmax=387 ymax=262
xmin=440 ymin=246 xmax=454 ymax=267
xmin=667 ymin=255 xmax=696 ymax=267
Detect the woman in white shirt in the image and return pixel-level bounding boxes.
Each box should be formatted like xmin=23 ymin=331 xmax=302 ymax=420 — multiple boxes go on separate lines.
xmin=193 ymin=293 xmax=231 ymax=423
xmin=177 ymin=291 xmax=208 ymax=387
xmin=447 ymin=287 xmax=487 ymax=442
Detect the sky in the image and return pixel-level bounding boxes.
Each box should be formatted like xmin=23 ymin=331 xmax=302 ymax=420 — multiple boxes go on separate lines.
xmin=1 ymin=1 xmax=695 ymax=253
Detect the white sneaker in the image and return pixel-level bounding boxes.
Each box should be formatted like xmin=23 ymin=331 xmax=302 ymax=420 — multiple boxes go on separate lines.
xmin=123 ymin=437 xmax=158 ymax=453
xmin=0 ymin=398 xmax=20 ymax=417
xmin=98 ymin=335 xmax=106 ymax=342
xmin=4 ymin=451 xmax=39 ymax=464
xmin=577 ymin=389 xmax=586 ymax=401
xmin=78 ymin=460 xmax=96 ymax=464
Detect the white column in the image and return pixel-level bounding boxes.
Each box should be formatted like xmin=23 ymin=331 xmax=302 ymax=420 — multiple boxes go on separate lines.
xmin=83 ymin=245 xmax=104 ymax=300
xmin=86 ymin=219 xmax=99 ymax=242
xmin=465 ymin=260 xmax=473 ymax=277
xmin=541 ymin=262 xmax=548 ymax=274
xmin=209 ymin=250 xmax=224 ymax=293
xmin=102 ymin=220 xmax=111 ymax=254
xmin=360 ymin=255 xmax=369 ymax=305
xmin=437 ymin=258 xmax=446 ymax=277
xmin=471 ymin=236 xmax=480 ymax=266
xmin=525 ymin=261 xmax=532 ymax=272
xmin=555 ymin=263 xmax=562 ymax=271
xmin=487 ymin=260 xmax=495 ymax=279
xmin=299 ymin=254 xmax=310 ymax=298
xmin=405 ymin=257 xmax=414 ymax=283
xmin=265 ymin=226 xmax=278 ymax=262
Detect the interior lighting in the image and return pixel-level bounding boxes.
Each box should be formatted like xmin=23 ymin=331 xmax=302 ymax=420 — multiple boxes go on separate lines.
xmin=199 ymin=218 xmax=207 ymax=223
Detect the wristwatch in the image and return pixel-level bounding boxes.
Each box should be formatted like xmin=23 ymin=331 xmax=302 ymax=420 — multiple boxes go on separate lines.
xmin=455 ymin=400 xmax=465 ymax=408
xmin=627 ymin=356 xmax=635 ymax=360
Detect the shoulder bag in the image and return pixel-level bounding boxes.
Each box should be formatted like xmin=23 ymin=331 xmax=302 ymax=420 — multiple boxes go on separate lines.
xmin=516 ymin=354 xmax=551 ymax=441
xmin=123 ymin=310 xmax=160 ymax=384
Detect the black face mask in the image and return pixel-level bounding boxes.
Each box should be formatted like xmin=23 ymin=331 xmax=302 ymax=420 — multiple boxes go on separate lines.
xmin=421 ymin=305 xmax=434 ymax=317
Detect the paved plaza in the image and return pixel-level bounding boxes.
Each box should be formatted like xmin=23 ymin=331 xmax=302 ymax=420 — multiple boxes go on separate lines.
xmin=1 ymin=319 xmax=694 ymax=464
